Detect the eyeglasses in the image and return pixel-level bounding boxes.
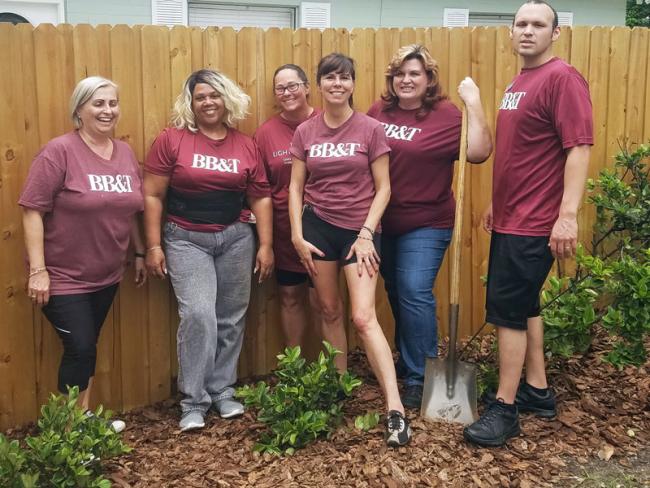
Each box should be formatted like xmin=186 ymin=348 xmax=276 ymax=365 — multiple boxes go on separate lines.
xmin=274 ymin=82 xmax=305 ymax=95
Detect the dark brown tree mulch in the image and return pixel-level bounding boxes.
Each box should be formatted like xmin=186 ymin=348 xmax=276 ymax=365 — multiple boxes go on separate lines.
xmin=5 ymin=333 xmax=648 ymax=487
xmin=98 ymin=331 xmax=649 ymax=488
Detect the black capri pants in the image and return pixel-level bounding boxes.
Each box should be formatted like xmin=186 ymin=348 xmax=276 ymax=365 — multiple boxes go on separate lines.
xmin=42 ymin=283 xmax=119 ymax=393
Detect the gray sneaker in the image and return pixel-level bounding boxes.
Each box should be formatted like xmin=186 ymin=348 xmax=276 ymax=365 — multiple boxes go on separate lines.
xmin=213 ymin=398 xmax=244 ymax=419
xmin=179 ymin=410 xmax=205 ymax=432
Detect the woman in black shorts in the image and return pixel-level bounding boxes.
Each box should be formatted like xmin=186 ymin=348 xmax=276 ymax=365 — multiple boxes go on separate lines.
xmin=288 ymin=53 xmax=411 ymax=447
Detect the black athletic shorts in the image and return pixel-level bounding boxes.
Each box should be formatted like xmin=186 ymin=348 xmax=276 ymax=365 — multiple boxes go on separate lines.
xmin=275 ymin=268 xmax=314 ymax=287
xmin=485 ymin=232 xmax=554 ymax=330
xmin=302 ymin=205 xmax=380 ymax=266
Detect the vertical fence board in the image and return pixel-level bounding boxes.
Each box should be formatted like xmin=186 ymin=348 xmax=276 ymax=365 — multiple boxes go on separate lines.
xmin=625 ymin=28 xmax=649 ymax=145
xmin=469 ymin=27 xmax=497 ymax=335
xmin=0 ymin=24 xmax=39 ymax=429
xmin=110 ymin=25 xmax=148 ymax=411
xmin=606 ymin=28 xmax=631 ymax=160
xmin=31 ymin=24 xmax=77 ymax=408
xmin=141 ymin=26 xmax=173 ymax=404
xmin=447 ymin=27 xmax=473 ymax=338
xmin=321 ymin=28 xmax=349 ymax=57
xmin=581 ymin=27 xmax=611 ymax=250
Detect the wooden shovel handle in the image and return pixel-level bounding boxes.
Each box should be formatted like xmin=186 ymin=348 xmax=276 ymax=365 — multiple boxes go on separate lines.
xmin=449 ymin=108 xmax=468 ymax=306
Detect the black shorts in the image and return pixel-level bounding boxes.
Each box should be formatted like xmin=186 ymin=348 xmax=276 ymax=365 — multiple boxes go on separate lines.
xmin=302 ymin=205 xmax=380 ymax=266
xmin=485 ymin=232 xmax=554 ymax=330
xmin=275 ymin=268 xmax=314 ymax=288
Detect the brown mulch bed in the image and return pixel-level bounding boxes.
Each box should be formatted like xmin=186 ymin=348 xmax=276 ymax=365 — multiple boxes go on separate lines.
xmin=97 ymin=332 xmax=649 ymax=488
xmin=6 ymin=333 xmax=649 ymax=487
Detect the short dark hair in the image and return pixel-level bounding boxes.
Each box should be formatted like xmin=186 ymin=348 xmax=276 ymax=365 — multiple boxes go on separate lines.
xmin=317 ymin=53 xmax=355 ymax=84
xmin=273 ymin=63 xmax=309 ymax=86
xmin=317 ymin=53 xmax=356 ymax=107
xmin=516 ymin=1 xmax=559 ymax=30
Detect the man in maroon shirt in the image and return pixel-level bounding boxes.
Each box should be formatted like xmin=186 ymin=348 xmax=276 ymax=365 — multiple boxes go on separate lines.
xmin=463 ymin=0 xmax=593 ymax=447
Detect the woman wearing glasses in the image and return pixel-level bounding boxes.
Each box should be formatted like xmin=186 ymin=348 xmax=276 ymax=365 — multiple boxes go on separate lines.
xmin=288 ymin=53 xmax=411 ymax=447
xmin=255 ymin=64 xmax=322 ymax=349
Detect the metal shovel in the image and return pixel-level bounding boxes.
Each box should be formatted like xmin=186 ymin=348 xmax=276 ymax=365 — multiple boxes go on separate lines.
xmin=420 ymin=108 xmax=478 ymax=426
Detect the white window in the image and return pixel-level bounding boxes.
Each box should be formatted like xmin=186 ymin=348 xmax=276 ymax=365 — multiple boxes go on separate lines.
xmin=152 ymin=0 xmax=187 ymax=26
xmin=188 ymin=2 xmax=295 ymax=29
xmin=557 ymin=11 xmax=573 ymax=27
xmin=469 ymin=12 xmax=514 ymax=27
xmin=300 ymin=2 xmax=330 ymax=29
xmin=443 ymin=8 xmax=468 ymax=27
xmin=0 ymin=0 xmax=64 ymax=25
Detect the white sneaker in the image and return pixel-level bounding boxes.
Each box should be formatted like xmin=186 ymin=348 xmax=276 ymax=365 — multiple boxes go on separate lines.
xmin=110 ymin=419 xmax=126 ymax=433
xmin=84 ymin=411 xmax=126 ymax=434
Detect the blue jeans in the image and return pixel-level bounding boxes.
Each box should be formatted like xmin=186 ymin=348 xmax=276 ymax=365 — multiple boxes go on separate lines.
xmin=164 ymin=221 xmax=254 ymax=414
xmin=380 ymin=227 xmax=452 ymax=387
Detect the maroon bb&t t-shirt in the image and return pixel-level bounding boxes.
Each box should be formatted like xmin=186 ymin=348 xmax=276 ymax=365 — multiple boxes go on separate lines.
xmin=493 ymin=57 xmax=593 ymax=236
xmin=19 ymin=131 xmax=143 ymax=295
xmin=368 ymin=100 xmax=461 ymax=236
xmin=255 ymin=110 xmax=320 ymax=272
xmin=289 ymin=112 xmax=390 ymax=231
xmin=145 ymin=127 xmax=270 ymax=233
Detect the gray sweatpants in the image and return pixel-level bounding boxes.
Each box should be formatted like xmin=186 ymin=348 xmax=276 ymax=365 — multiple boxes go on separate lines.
xmin=164 ymin=221 xmax=254 ymax=414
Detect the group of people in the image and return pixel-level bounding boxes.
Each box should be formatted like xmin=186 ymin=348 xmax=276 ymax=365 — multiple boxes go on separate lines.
xmin=20 ymin=0 xmax=592 ymax=449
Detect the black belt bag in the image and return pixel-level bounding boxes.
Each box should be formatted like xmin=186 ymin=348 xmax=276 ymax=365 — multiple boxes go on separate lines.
xmin=166 ymin=188 xmax=244 ymax=225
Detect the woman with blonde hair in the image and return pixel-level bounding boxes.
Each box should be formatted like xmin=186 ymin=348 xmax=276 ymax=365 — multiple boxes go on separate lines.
xmin=20 ymin=76 xmax=146 ymax=430
xmin=144 ymin=69 xmax=273 ymax=431
xmin=368 ymin=44 xmax=492 ymax=409
xmin=289 ymin=53 xmax=411 ymax=447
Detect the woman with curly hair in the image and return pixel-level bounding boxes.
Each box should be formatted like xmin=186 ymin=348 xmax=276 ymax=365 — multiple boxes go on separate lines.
xmin=368 ymin=44 xmax=492 ymax=409
xmin=144 ymin=69 xmax=273 ymax=431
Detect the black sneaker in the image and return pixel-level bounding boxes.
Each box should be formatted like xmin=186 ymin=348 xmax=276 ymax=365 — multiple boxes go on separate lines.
xmin=401 ymin=384 xmax=423 ymax=409
xmin=463 ymin=399 xmax=520 ymax=447
xmin=385 ymin=410 xmax=412 ymax=447
xmin=484 ymin=382 xmax=556 ymax=418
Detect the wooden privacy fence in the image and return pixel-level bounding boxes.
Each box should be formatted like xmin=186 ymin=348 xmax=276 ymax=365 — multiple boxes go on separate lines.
xmin=1 ymin=23 xmax=649 ymax=430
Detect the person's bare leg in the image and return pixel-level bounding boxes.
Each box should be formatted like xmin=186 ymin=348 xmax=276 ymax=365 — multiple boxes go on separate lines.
xmin=495 ymin=327 xmax=527 ymax=404
xmin=524 ymin=315 xmax=548 ymax=388
xmin=278 ymin=283 xmax=309 ymax=348
xmin=311 ymin=261 xmax=347 ymax=371
xmin=344 ymin=265 xmax=403 ymax=414
xmin=308 ymin=287 xmax=323 ymax=339
xmin=78 ymin=377 xmax=94 ymax=411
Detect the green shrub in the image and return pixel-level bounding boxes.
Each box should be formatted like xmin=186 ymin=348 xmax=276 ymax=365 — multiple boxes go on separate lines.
xmin=236 ymin=342 xmax=362 ymax=455
xmin=541 ymin=144 xmax=650 ymax=368
xmin=0 ymin=387 xmax=130 ymax=487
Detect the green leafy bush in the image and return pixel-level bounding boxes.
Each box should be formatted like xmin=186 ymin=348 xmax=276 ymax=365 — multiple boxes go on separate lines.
xmin=541 ymin=144 xmax=650 ymax=368
xmin=354 ymin=412 xmax=380 ymax=432
xmin=0 ymin=387 xmax=131 ymax=487
xmin=236 ymin=342 xmax=362 ymax=455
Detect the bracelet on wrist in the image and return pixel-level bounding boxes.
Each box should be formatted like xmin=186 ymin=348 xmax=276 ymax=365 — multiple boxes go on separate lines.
xmin=147 ymin=245 xmax=162 ymax=253
xmin=134 ymin=252 xmax=146 ymax=258
xmin=361 ymin=225 xmax=375 ymax=236
xmin=356 ymin=234 xmax=373 ymax=241
xmin=29 ymin=267 xmax=47 ymax=277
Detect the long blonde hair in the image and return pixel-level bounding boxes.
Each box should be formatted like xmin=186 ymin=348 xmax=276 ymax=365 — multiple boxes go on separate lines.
xmin=171 ymin=69 xmax=250 ymax=131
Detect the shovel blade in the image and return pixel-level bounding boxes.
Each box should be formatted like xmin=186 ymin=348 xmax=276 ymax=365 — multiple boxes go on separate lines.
xmin=421 ymin=357 xmax=478 ymax=425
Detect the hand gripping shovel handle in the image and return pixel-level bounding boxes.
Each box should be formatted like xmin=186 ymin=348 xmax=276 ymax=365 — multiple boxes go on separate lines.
xmin=446 ymin=108 xmax=468 ymax=398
